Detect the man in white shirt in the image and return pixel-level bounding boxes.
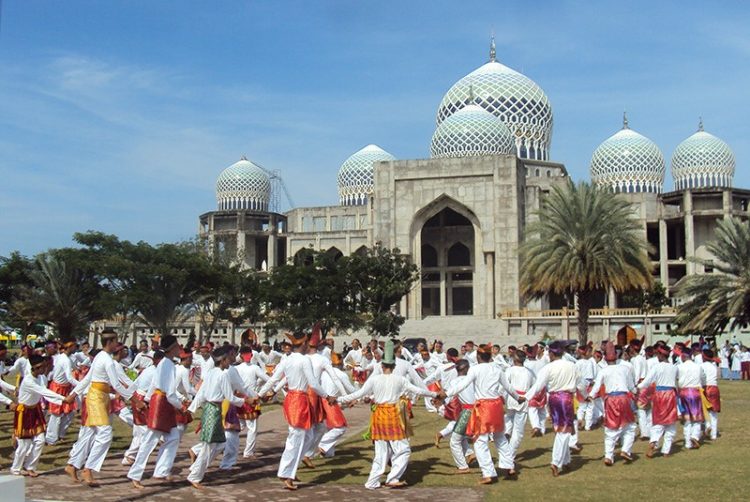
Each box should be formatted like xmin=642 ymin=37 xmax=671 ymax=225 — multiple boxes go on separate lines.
xmin=45 ymin=341 xmax=80 ymax=445
xmin=464 ymin=341 xmax=478 ymax=366
xmin=505 ymin=351 xmax=535 ymax=462
xmin=235 ymin=346 xmax=269 ymax=459
xmin=701 ymin=349 xmax=721 ymax=441
xmin=122 ymin=352 xmax=162 ymax=465
xmin=257 ymin=342 xmax=283 ymax=376
xmin=443 ymin=359 xmax=475 ymax=473
xmin=128 ymin=340 xmax=154 ymax=373
xmin=677 ymin=348 xmax=706 ymax=449
xmin=338 ymin=340 xmax=438 ymax=489
xmin=526 ymin=340 xmax=582 ymax=477
xmin=524 ymin=345 xmax=548 ymax=436
xmin=318 ymin=352 xmax=357 ymax=458
xmin=638 ymin=345 xmax=678 ymax=458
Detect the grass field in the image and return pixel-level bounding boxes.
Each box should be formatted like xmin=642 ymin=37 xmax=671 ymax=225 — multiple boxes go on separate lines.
xmin=304 ymin=381 xmax=750 ymax=500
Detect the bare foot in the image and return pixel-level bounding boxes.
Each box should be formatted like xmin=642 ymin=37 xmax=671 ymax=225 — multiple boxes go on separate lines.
xmin=81 ymin=469 xmax=99 ymax=488
xmin=646 ymin=442 xmax=656 ymax=458
xmin=122 ymin=456 xmax=135 ymax=466
xmin=190 ymin=481 xmax=205 ymax=490
xmin=434 ymin=432 xmax=442 ymax=448
xmin=283 ymin=478 xmax=298 ymax=490
xmin=131 ymin=480 xmax=145 ymax=490
xmin=550 ymin=464 xmax=560 ymax=477
xmin=478 ymin=477 xmax=493 ymax=485
xmin=153 ymin=475 xmax=174 ymax=483
xmin=620 ymin=452 xmax=633 ymax=463
xmin=27 ymin=470 xmax=39 ymax=478
xmin=603 ymin=458 xmax=614 ymax=466
xmin=188 ymin=449 xmax=197 ymax=463
xmin=455 ymin=468 xmax=472 ymax=475
xmin=465 ymin=453 xmax=477 ymax=465
xmin=65 ymin=464 xmax=79 ymax=483
xmin=301 ymin=456 xmax=315 ymax=468
xmin=386 ymin=480 xmax=408 ymax=488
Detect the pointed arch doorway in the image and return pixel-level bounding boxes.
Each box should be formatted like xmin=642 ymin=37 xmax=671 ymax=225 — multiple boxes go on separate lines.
xmin=420 ymin=207 xmax=475 ymax=316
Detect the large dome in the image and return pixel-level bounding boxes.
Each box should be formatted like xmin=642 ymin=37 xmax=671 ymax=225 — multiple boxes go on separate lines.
xmin=430 ymin=104 xmax=515 ymax=159
xmin=671 ymin=120 xmax=735 ymax=190
xmin=436 ymin=40 xmax=553 ymax=160
xmin=590 ymin=115 xmax=665 ymax=193
xmin=216 ymin=157 xmax=272 ymax=211
xmin=337 ymin=144 xmax=396 ymax=206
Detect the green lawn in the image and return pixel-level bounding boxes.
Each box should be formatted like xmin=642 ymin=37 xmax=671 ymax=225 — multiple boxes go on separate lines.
xmin=303 ymin=381 xmax=750 ymax=500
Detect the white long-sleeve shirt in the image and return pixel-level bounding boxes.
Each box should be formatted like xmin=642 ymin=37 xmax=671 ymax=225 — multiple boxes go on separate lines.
xmin=526 ymin=359 xmax=581 ymax=397
xmin=19 ymin=374 xmax=64 ymax=406
xmin=322 ymin=367 xmax=356 ymax=397
xmin=446 ymin=362 xmax=521 ymax=401
xmin=309 ymin=352 xmax=348 ymax=396
xmin=638 ymin=361 xmax=678 ymax=390
xmin=589 ymin=364 xmax=636 ymax=396
xmin=235 ymin=363 xmax=269 ymax=396
xmin=73 ymin=350 xmax=133 ymax=399
xmin=256 ymin=350 xmax=283 ymax=367
xmin=701 ymin=361 xmax=719 ymax=386
xmin=226 ymin=365 xmax=258 ymax=398
xmin=505 ymin=365 xmax=536 ymax=411
xmin=51 ymin=353 xmax=79 ymax=386
xmin=188 ymin=366 xmax=244 ymax=413
xmin=338 ymin=373 xmax=436 ymax=405
xmin=258 ymin=352 xmax=327 ymax=397
xmin=343 ymin=348 xmax=363 ymax=369
xmin=128 ymin=351 xmax=153 ymax=371
xmin=133 ymin=365 xmax=157 ymax=396
xmin=445 ymin=374 xmax=475 ymax=405
xmin=7 ymin=357 xmax=31 ymax=379
xmin=372 ymin=357 xmax=429 ymax=391
xmin=146 ymin=357 xmax=182 ymax=409
xmin=631 ymin=354 xmax=648 ymax=382
xmin=677 ymin=360 xmax=706 ymax=389
xmin=175 ymin=364 xmax=195 ymax=398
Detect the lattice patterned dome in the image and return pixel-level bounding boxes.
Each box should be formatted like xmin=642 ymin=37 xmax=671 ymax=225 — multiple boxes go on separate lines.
xmin=216 ymin=157 xmax=271 ymax=211
xmin=436 ymin=39 xmax=553 ymax=161
xmin=430 ymin=104 xmax=515 ymax=158
xmin=671 ymin=120 xmax=735 ymax=190
xmin=590 ymin=115 xmax=665 ymax=193
xmin=337 ymin=144 xmax=396 ymax=206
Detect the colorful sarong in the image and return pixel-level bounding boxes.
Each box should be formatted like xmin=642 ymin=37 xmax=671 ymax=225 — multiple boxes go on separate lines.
xmin=199 ymin=402 xmax=226 ymax=443
xmin=307 ymin=387 xmax=324 ymax=425
xmin=47 ymin=381 xmax=76 ymax=415
xmin=679 ymin=387 xmax=704 ymax=422
xmin=131 ymin=392 xmax=148 ymax=426
xmin=147 ymin=390 xmax=178 ymax=433
xmin=528 ymin=389 xmax=547 ymax=408
xmin=353 ymin=369 xmax=368 ymax=385
xmin=371 ymin=403 xmax=407 ymax=440
xmin=84 ymin=382 xmax=111 ymax=427
xmin=704 ymin=385 xmax=720 ymax=412
xmin=548 ymin=390 xmax=575 ymax=433
xmin=637 ymin=383 xmax=655 ymax=409
xmin=175 ymin=402 xmax=193 ymax=425
xmin=14 ymin=403 xmax=46 ymax=439
xmin=467 ymin=397 xmax=504 ymax=437
xmin=651 ymin=387 xmax=678 ymax=425
xmin=237 ymin=401 xmax=261 ymax=421
xmin=452 ymin=405 xmax=474 ymax=436
xmin=442 ymin=396 xmax=462 ymax=422
xmin=321 ymin=398 xmax=347 ymax=429
xmin=603 ymin=392 xmax=635 ymax=429
xmin=283 ymin=390 xmax=312 ymax=430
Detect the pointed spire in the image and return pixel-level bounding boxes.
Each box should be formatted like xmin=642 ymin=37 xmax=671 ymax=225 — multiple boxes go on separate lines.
xmin=489 ymin=34 xmax=496 ymax=62
xmin=240 ymin=155 xmax=248 ymax=161
xmin=622 ymin=111 xmax=629 ymax=130
xmin=698 ymin=116 xmax=704 ymax=132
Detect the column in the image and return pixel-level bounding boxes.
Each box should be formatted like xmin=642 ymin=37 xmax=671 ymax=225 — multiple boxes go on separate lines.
xmin=237 ymin=231 xmax=247 ymax=268
xmin=267 ymin=216 xmax=277 ymax=270
xmin=485 ymin=252 xmax=495 ymax=319
xmin=659 ymin=219 xmax=668 ymax=293
xmin=683 ymin=191 xmax=695 ymax=274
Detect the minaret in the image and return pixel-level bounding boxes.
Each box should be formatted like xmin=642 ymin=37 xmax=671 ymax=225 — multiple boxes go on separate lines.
xmin=489 ymin=34 xmax=496 ymax=62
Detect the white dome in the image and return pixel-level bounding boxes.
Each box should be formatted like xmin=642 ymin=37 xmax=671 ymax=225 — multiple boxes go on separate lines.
xmin=216 ymin=157 xmax=272 ymax=211
xmin=590 ymin=116 xmax=665 ymax=193
xmin=337 ymin=144 xmax=396 ymax=206
xmin=430 ymin=104 xmax=515 ymax=159
xmin=671 ymin=121 xmax=735 ymax=190
xmin=436 ymin=40 xmax=553 ymax=160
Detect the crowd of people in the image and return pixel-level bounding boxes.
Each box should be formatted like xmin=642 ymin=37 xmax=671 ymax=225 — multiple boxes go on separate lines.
xmin=0 ymin=329 xmax=732 ymax=490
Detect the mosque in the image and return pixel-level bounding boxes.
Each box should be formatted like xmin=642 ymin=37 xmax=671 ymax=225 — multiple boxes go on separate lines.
xmin=197 ymin=40 xmax=748 ymax=345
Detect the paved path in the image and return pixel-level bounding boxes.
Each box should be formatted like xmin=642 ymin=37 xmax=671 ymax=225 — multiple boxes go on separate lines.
xmin=25 ymin=404 xmax=482 ymax=502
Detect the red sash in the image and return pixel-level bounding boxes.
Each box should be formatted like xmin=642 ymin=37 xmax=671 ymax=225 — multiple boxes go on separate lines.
xmin=283 ymin=389 xmax=312 ymax=430
xmin=528 ymin=389 xmax=547 ymax=408
xmin=603 ymin=393 xmax=635 ymax=429
xmin=466 ymin=397 xmax=504 ymax=436
xmin=146 ymin=390 xmax=177 ymax=433
xmin=321 ymin=398 xmax=347 ymax=429
xmin=47 ymin=381 xmax=77 ymax=415
xmin=704 ymin=385 xmax=720 ymax=412
xmin=175 ymin=401 xmax=193 ymax=425
xmin=443 ymin=396 xmax=462 ymax=421
xmin=307 ymin=387 xmax=324 ymax=424
xmin=651 ymin=389 xmax=678 ymax=425
xmin=132 ymin=392 xmax=149 ymax=426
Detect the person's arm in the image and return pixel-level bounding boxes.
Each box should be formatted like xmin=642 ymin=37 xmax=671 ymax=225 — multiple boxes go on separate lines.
xmin=106 ymin=359 xmax=134 ymax=399
xmin=445 ymin=369 xmax=475 ymax=398
xmin=0 ymin=378 xmax=16 ymax=394
xmin=162 ymin=364 xmax=183 ymax=409
xmin=304 ymin=358 xmax=328 ymax=398
xmin=222 ymin=372 xmax=246 ymax=407
xmin=258 ymin=358 xmax=286 ymax=396
xmin=187 ymin=377 xmax=207 ymax=413
xmin=62 ymin=358 xmax=80 ymax=386
xmin=497 ymin=369 xmax=523 ymax=401
xmin=406 ymin=363 xmax=429 ymax=391
xmin=525 ymin=364 xmax=550 ymax=398
xmin=26 ymin=379 xmax=65 ymax=405
xmin=589 ymin=371 xmax=605 ymax=398
xmin=252 ymin=366 xmax=270 ymax=386
xmin=638 ymin=365 xmax=657 ymax=390
xmin=337 ymin=378 xmax=374 ymax=404
xmin=322 ymin=360 xmax=348 ymax=395
xmin=71 ymin=364 xmax=94 ymax=396
xmin=403 ymin=377 xmax=438 ymax=398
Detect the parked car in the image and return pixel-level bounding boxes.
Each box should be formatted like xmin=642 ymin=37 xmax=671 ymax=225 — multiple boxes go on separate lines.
xmin=402 ymin=337 xmax=427 ymax=356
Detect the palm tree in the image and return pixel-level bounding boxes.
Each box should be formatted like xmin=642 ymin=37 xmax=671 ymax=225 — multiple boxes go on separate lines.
xmin=674 ymin=217 xmax=750 ymax=334
xmin=519 ymin=181 xmax=653 ymax=345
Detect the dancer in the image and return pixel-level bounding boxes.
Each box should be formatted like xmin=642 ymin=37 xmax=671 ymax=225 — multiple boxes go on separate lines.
xmin=235 ymin=346 xmax=268 ymax=460
xmin=444 ymin=359 xmax=475 ymax=473
xmin=638 ymin=345 xmax=678 ymax=458
xmin=318 ymin=352 xmax=356 ymax=458
xmin=677 ymin=348 xmax=706 ymax=450
xmin=45 ymin=341 xmax=80 ymax=445
xmin=505 ymin=350 xmax=535 ymax=462
xmin=122 ymin=350 xmax=162 ymax=465
xmin=701 ymin=349 xmax=720 ymax=440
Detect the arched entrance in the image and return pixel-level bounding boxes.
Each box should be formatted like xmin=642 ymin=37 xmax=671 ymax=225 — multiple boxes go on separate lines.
xmin=420 ymin=207 xmax=475 ymax=316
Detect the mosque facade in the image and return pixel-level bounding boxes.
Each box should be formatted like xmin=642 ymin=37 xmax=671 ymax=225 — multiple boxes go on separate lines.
xmin=198 ymin=41 xmax=747 ymax=345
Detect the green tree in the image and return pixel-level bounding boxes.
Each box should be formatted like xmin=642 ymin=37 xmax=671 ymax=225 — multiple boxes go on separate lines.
xmin=519 ymin=181 xmax=653 ymax=345
xmin=621 ymin=281 xmax=668 ymax=313
xmin=348 ymin=244 xmax=419 ymax=338
xmin=0 ymin=252 xmax=36 ymax=334
xmin=674 ymin=217 xmax=750 ymax=334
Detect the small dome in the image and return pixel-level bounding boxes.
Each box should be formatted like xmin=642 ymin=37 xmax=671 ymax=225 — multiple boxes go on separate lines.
xmin=430 ymin=104 xmax=515 ymax=159
xmin=436 ymin=39 xmax=553 ymax=160
xmin=671 ymin=121 xmax=735 ymax=190
xmin=216 ymin=157 xmax=271 ymax=211
xmin=590 ymin=115 xmax=665 ymax=193
xmin=337 ymin=144 xmax=396 ymax=206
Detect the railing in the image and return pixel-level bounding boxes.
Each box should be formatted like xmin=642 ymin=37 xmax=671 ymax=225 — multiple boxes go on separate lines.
xmin=500 ymin=306 xmax=677 ymax=318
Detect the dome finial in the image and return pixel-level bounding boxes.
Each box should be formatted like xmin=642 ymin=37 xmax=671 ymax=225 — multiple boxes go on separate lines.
xmin=240 ymin=155 xmax=248 ymax=161
xmin=489 ymin=33 xmax=496 ymax=62
xmin=698 ymin=116 xmax=704 ymax=132
xmin=622 ymin=111 xmax=629 ymax=130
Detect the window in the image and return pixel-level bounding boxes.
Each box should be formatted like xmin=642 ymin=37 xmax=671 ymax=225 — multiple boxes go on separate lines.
xmin=447 ymin=242 xmax=471 ymax=267
xmin=302 ymin=217 xmax=313 ymax=232
xmin=421 ymin=244 xmax=438 ymax=267
xmin=313 ymin=217 xmax=326 ymax=232
xmin=359 ymin=214 xmax=367 ymax=228
xmin=330 ymin=216 xmax=342 ymax=231
xmin=344 ymin=215 xmax=356 ymax=230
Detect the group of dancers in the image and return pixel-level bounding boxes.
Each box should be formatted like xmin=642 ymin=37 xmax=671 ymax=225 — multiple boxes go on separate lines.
xmin=0 ymin=328 xmax=723 ymax=490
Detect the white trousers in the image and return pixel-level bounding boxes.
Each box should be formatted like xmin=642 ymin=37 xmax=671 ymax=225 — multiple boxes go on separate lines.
xmin=124 ymin=424 xmax=147 ymax=461
xmin=528 ymin=406 xmax=547 ymax=434
xmin=424 ymin=396 xmax=437 ymax=413
xmin=593 ymin=398 xmax=604 ymax=424
xmin=187 ymin=442 xmax=219 ymax=483
xmin=551 ymin=432 xmax=572 ymax=468
xmin=683 ymin=421 xmax=702 ymax=448
xmin=12 ymin=433 xmax=45 ymax=473
xmin=127 ymin=426 xmax=181 ymax=481
xmin=576 ymin=400 xmax=594 ymax=430
xmin=278 ymin=426 xmax=310 ymax=480
xmin=84 ymin=425 xmax=113 ymax=472
xmin=365 ymin=439 xmax=410 ymax=489
xmin=318 ymin=427 xmax=347 ymax=457
xmin=440 ymin=421 xmax=455 ymax=438
xmin=705 ymin=411 xmax=718 ymax=440
xmin=637 ymin=408 xmax=652 ymax=438
xmin=449 ymin=433 xmax=471 ymax=469
xmin=474 ymin=432 xmax=513 ymax=479
xmin=242 ymin=419 xmax=258 ymax=457
xmin=45 ymin=413 xmax=74 ymax=444
xmin=650 ymin=423 xmax=676 ymax=454
xmin=68 ymin=425 xmax=95 ymax=470
xmin=303 ymin=422 xmax=327 ymax=459
xmin=505 ymin=410 xmax=527 ymax=458
xmin=118 ymin=407 xmax=134 ymax=427
xmin=604 ymin=423 xmax=636 ymax=461
xmin=220 ymin=430 xmax=240 ymax=469
xmin=153 ymin=425 xmax=184 ymax=478
xmin=570 ymin=420 xmax=579 ymax=448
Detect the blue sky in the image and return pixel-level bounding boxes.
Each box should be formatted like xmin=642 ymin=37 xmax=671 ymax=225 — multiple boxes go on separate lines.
xmin=1 ymin=1 xmax=748 ymax=256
